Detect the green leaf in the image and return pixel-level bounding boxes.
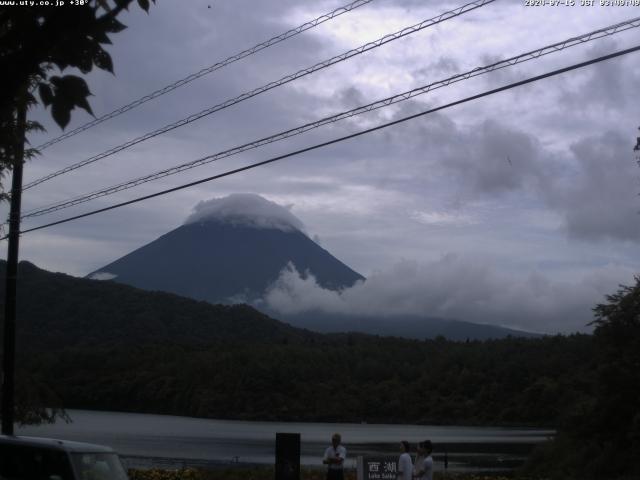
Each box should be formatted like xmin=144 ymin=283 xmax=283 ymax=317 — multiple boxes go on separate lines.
xmin=49 ymin=75 xmax=95 ymax=126
xmin=49 ymin=76 xmax=63 ymax=89
xmin=114 ymin=0 xmax=132 ymax=9
xmin=24 ymin=147 xmax=41 ymax=160
xmin=75 ymin=95 xmax=94 ymax=116
xmin=25 ymin=92 xmax=37 ymax=106
xmin=95 ymin=0 xmax=111 ymax=12
xmin=77 ymin=48 xmax=94 ymax=74
xmin=60 ymin=75 xmax=94 ymax=115
xmin=91 ymin=29 xmax=113 ymax=45
xmin=38 ymin=83 xmax=54 ymax=107
xmin=137 ymin=0 xmax=150 ymax=12
xmin=52 ymin=58 xmax=70 ymax=71
xmin=51 ymin=101 xmax=71 ymax=130
xmin=93 ymin=46 xmax=114 ymax=73
xmin=58 ymin=75 xmax=92 ymax=98
xmin=26 ymin=120 xmax=45 ymax=134
xmin=104 ymin=17 xmax=127 ymax=33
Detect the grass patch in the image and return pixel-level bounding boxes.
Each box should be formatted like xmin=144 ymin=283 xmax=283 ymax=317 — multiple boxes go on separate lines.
xmin=128 ymin=466 xmax=533 ymax=480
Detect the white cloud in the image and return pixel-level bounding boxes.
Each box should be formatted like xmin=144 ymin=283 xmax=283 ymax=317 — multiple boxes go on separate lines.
xmin=88 ymin=272 xmax=118 ymax=281
xmin=263 ymin=255 xmax=636 ymax=333
xmin=184 ymin=193 xmax=306 ymax=233
xmin=410 ymin=210 xmax=477 ymax=226
xmin=541 ymin=131 xmax=640 ymax=242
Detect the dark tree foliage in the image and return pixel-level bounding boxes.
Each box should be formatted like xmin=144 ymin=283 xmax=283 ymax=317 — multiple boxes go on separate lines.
xmin=27 ymin=335 xmax=595 ymax=427
xmin=588 ymin=278 xmax=640 ymax=477
xmin=0 ymin=0 xmax=154 ymax=424
xmin=525 ymin=278 xmax=640 ymax=479
xmin=0 ymin=0 xmax=154 ymax=193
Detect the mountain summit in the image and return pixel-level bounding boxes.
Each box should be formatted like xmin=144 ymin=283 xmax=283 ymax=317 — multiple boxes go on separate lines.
xmin=89 ymin=194 xmax=364 ymax=303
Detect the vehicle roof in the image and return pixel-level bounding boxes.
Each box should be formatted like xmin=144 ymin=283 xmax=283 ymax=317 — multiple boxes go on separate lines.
xmin=0 ymin=435 xmax=116 ymax=453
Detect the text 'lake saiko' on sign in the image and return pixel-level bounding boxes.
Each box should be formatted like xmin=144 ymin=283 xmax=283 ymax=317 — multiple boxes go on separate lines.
xmin=357 ymin=456 xmax=398 ymax=480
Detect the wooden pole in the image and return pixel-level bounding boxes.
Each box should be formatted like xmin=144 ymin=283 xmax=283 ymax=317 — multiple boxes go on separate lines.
xmin=2 ymin=97 xmax=27 ymax=435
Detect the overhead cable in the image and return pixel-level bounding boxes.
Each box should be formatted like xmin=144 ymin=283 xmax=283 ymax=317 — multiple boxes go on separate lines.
xmin=14 ymin=43 xmax=640 ymax=238
xmin=33 ymin=0 xmax=375 ymax=152
xmin=21 ymin=15 xmax=640 ymax=220
xmin=23 ymin=0 xmax=495 ymax=191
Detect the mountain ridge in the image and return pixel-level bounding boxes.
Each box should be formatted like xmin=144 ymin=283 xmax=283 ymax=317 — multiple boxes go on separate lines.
xmin=5 ymin=258 xmax=536 ymax=346
xmin=89 ymin=219 xmax=365 ymax=304
xmin=272 ymin=310 xmax=540 ymax=340
xmin=1 ymin=260 xmax=315 ymax=352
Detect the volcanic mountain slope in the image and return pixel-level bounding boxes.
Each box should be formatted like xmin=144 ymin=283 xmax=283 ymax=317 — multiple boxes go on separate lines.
xmin=89 ymin=194 xmax=364 ymax=304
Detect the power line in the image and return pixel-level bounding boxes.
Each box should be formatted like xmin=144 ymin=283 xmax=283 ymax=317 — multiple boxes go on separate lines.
xmin=14 ymin=43 xmax=640 ymax=238
xmin=21 ymin=15 xmax=640 ymax=220
xmin=23 ymin=0 xmax=495 ymax=191
xmin=33 ymin=0 xmax=375 ymax=152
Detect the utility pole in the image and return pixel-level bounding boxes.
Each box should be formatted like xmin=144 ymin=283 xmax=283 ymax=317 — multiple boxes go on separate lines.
xmin=2 ymin=96 xmax=27 ymax=435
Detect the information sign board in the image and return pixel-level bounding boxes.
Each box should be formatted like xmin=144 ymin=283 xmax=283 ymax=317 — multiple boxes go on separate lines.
xmin=357 ymin=456 xmax=398 ymax=480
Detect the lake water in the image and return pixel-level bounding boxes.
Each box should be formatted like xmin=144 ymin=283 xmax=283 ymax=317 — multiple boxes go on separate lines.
xmin=17 ymin=410 xmax=554 ymax=473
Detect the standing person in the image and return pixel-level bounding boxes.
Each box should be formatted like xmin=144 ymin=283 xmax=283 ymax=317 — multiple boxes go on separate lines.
xmin=414 ymin=441 xmax=434 ymax=480
xmin=323 ymin=433 xmax=347 ymax=480
xmin=398 ymin=441 xmax=413 ymax=480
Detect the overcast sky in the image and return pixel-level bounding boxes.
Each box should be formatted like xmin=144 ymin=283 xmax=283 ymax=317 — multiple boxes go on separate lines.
xmin=4 ymin=0 xmax=640 ymax=334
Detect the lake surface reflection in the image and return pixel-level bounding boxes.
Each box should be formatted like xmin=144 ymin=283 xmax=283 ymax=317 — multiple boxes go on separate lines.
xmin=17 ymin=410 xmax=554 ymax=473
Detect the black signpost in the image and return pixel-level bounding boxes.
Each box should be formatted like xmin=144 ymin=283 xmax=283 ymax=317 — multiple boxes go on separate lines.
xmin=275 ymin=432 xmax=300 ymax=480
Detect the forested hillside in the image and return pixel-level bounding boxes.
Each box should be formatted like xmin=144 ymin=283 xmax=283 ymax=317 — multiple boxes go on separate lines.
xmin=1 ymin=261 xmax=315 ymax=352
xmin=0 ymin=260 xmax=596 ymax=427
xmin=21 ymin=334 xmax=593 ymax=426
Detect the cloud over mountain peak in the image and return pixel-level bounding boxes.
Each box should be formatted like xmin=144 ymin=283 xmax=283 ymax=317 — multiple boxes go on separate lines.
xmin=184 ymin=193 xmax=306 ymax=233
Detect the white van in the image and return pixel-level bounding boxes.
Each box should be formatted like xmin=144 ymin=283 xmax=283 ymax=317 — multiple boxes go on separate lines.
xmin=0 ymin=435 xmax=129 ymax=480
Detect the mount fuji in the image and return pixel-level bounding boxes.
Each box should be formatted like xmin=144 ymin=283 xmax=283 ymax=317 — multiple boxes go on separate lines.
xmin=89 ymin=194 xmax=364 ymax=304
xmin=89 ymin=194 xmax=536 ymax=339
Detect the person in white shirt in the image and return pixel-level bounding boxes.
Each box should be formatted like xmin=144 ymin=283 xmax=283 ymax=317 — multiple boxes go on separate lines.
xmin=413 ymin=440 xmax=434 ymax=480
xmin=323 ymin=433 xmax=347 ymax=480
xmin=398 ymin=441 xmax=413 ymax=480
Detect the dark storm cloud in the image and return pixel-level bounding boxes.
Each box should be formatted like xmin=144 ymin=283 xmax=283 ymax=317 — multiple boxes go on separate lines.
xmin=543 ymin=131 xmax=640 ymax=242
xmin=319 ymin=93 xmax=639 ymax=245
xmin=559 ymin=39 xmax=637 ymax=110
xmin=436 ymin=119 xmax=546 ymax=196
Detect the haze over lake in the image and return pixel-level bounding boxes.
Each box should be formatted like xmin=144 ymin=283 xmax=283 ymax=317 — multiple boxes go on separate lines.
xmin=17 ymin=410 xmax=553 ymax=473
